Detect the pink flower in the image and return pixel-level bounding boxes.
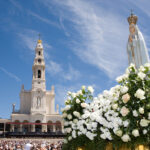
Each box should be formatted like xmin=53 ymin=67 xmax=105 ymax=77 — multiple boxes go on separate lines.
xmin=122 ymin=93 xmax=130 ymax=103
xmin=121 ymin=106 xmax=129 ymax=117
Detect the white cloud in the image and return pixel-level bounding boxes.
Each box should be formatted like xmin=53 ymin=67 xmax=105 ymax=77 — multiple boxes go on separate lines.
xmin=46 ymin=61 xmax=80 ymax=81
xmin=9 ymin=0 xmax=22 ymax=11
xmin=46 ymin=61 xmax=63 ymax=75
xmin=28 ymin=11 xmax=60 ymax=28
xmin=41 ymin=0 xmax=129 ymax=78
xmin=0 ymin=67 xmax=21 ymax=82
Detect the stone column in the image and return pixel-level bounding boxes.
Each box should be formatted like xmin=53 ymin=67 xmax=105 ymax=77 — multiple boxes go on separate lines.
xmin=62 ymin=125 xmax=64 ymax=133
xmin=19 ymin=124 xmax=23 ymax=132
xmin=53 ymin=125 xmax=56 ymax=132
xmin=42 ymin=125 xmax=47 ymax=132
xmin=31 ymin=124 xmax=35 ymax=132
xmin=10 ymin=124 xmax=14 ymax=132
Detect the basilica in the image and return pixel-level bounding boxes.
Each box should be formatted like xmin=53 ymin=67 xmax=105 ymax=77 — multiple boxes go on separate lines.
xmin=0 ymin=38 xmax=63 ymax=135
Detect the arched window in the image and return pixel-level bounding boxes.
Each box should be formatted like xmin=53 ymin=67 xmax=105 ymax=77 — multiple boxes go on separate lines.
xmin=38 ymin=59 xmax=41 ymax=63
xmin=38 ymin=51 xmax=41 ymax=55
xmin=38 ymin=70 xmax=41 ymax=78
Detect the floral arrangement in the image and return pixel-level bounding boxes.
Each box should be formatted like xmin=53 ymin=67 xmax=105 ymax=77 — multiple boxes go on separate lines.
xmin=62 ymin=64 xmax=150 ymax=150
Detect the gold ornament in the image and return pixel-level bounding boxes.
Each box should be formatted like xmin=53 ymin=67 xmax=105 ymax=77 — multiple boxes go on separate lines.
xmin=127 ymin=12 xmax=138 ymax=25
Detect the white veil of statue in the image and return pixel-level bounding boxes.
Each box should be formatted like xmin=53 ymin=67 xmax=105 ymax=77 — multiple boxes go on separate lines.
xmin=127 ymin=13 xmax=149 ymax=69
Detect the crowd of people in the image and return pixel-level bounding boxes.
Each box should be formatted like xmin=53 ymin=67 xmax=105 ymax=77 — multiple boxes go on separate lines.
xmin=0 ymin=139 xmax=63 ymax=150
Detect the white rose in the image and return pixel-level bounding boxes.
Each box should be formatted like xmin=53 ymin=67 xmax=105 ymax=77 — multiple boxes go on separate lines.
xmin=132 ymin=129 xmax=139 ymax=137
xmin=64 ymin=139 xmax=68 ymax=144
xmin=67 ymin=114 xmax=72 ymax=120
xmin=67 ymin=91 xmax=71 ymax=95
xmin=140 ymin=119 xmax=149 ymax=127
xmin=120 ymin=86 xmax=128 ymax=94
xmin=134 ymin=89 xmax=145 ymax=100
xmin=115 ymin=130 xmax=123 ymax=137
xmin=138 ymin=72 xmax=146 ymax=80
xmin=76 ymin=99 xmax=80 ymax=103
xmin=120 ymin=106 xmax=129 ymax=117
xmin=116 ymin=76 xmax=123 ymax=83
xmin=121 ymin=134 xmax=130 ymax=142
xmin=62 ymin=113 xmax=67 ymax=118
xmin=77 ymin=90 xmax=82 ymax=96
xmin=65 ymin=128 xmax=72 ymax=133
xmin=143 ymin=129 xmax=147 ymax=135
xmin=122 ymin=93 xmax=130 ymax=103
xmin=73 ymin=119 xmax=78 ymax=124
xmin=87 ymin=86 xmax=94 ymax=93
xmin=82 ymin=85 xmax=86 ymax=90
xmin=148 ymin=113 xmax=150 ymax=120
xmin=133 ymin=110 xmax=138 ymax=117
xmin=73 ymin=111 xmax=80 ymax=118
xmin=81 ymin=103 xmax=87 ymax=108
xmin=112 ymin=104 xmax=118 ymax=110
xmin=139 ymin=107 xmax=144 ymax=114
xmin=123 ymin=120 xmax=129 ymax=127
xmin=68 ymin=136 xmax=72 ymax=141
xmin=65 ymin=105 xmax=71 ymax=111
xmin=71 ymin=92 xmax=76 ymax=98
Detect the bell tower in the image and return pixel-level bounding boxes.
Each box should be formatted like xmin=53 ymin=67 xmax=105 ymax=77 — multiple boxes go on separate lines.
xmin=32 ymin=37 xmax=46 ymax=91
xmin=31 ymin=37 xmax=47 ymax=115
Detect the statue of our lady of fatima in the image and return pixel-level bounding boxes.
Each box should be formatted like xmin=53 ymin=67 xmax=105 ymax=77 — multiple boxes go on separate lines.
xmin=127 ymin=12 xmax=150 ymax=69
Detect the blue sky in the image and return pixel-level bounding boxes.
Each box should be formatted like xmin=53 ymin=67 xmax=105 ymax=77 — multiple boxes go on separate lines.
xmin=0 ymin=0 xmax=150 ymax=119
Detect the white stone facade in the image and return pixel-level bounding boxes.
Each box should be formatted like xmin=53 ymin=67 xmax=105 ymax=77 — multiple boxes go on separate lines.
xmin=11 ymin=39 xmax=63 ymax=133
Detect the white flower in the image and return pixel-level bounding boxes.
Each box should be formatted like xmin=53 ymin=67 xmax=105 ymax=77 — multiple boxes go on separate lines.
xmin=82 ymin=85 xmax=86 ymax=90
xmin=115 ymin=130 xmax=123 ymax=137
xmin=73 ymin=111 xmax=80 ymax=118
xmin=123 ymin=120 xmax=129 ymax=127
xmin=67 ymin=91 xmax=71 ymax=95
xmin=77 ymin=90 xmax=82 ymax=96
xmin=120 ymin=86 xmax=128 ymax=94
xmin=71 ymin=92 xmax=76 ymax=98
xmin=138 ymin=72 xmax=146 ymax=80
xmin=139 ymin=66 xmax=146 ymax=72
xmin=67 ymin=114 xmax=72 ymax=120
xmin=65 ymin=128 xmax=72 ymax=133
xmin=121 ymin=134 xmax=131 ymax=142
xmin=116 ymin=76 xmax=123 ymax=83
xmin=62 ymin=113 xmax=67 ymax=118
xmin=112 ymin=104 xmax=118 ymax=110
xmin=122 ymin=93 xmax=130 ymax=103
xmin=143 ymin=129 xmax=147 ymax=135
xmin=64 ymin=105 xmax=71 ymax=111
xmin=76 ymin=99 xmax=80 ymax=103
xmin=73 ymin=119 xmax=78 ymax=124
xmin=87 ymin=86 xmax=94 ymax=93
xmin=132 ymin=129 xmax=139 ymax=137
xmin=64 ymin=139 xmax=68 ymax=144
xmin=120 ymin=106 xmax=129 ymax=117
xmin=133 ymin=110 xmax=138 ymax=117
xmin=68 ymin=136 xmax=72 ymax=141
xmin=140 ymin=119 xmax=149 ymax=127
xmin=148 ymin=113 xmax=150 ymax=120
xmin=134 ymin=89 xmax=145 ymax=100
xmin=139 ymin=107 xmax=144 ymax=114
xmin=81 ymin=103 xmax=87 ymax=108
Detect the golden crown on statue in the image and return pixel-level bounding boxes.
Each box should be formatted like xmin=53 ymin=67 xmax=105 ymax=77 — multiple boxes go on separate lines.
xmin=127 ymin=10 xmax=138 ymax=25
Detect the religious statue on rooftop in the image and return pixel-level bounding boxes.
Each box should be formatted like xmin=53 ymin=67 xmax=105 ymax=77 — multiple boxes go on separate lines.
xmin=127 ymin=11 xmax=149 ymax=69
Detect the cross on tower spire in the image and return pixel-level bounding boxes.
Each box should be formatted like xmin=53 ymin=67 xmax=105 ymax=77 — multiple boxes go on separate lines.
xmin=37 ymin=33 xmax=42 ymax=43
